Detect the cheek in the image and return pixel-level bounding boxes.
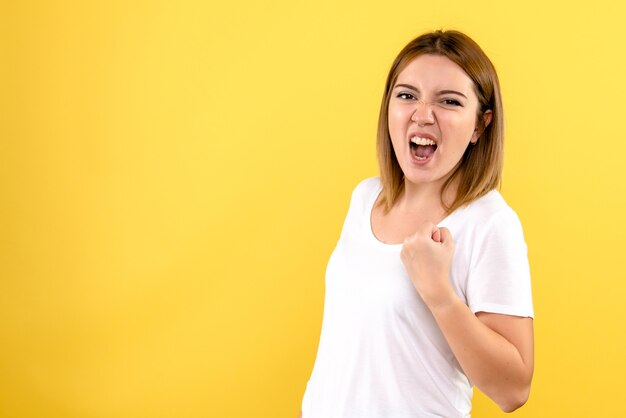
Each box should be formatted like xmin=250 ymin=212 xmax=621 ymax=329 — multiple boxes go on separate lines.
xmin=387 ymin=106 xmax=408 ymax=135
xmin=438 ymin=113 xmax=477 ymax=140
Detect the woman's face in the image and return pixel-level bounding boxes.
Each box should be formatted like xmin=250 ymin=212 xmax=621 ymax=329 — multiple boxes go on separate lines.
xmin=388 ymin=54 xmax=490 ymax=189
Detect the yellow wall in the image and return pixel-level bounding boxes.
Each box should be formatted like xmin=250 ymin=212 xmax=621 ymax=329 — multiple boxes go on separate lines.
xmin=2 ymin=1 xmax=625 ymax=417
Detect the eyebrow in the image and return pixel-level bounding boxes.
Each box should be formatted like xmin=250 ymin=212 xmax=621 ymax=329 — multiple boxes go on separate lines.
xmin=438 ymin=89 xmax=468 ymax=99
xmin=393 ymin=84 xmax=468 ymax=99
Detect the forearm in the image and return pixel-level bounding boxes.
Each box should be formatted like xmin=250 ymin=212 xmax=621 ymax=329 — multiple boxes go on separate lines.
xmin=402 ymin=224 xmax=533 ymax=411
xmin=428 ymin=295 xmax=533 ymax=412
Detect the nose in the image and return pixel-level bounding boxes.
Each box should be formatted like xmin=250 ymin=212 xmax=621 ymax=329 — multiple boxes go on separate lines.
xmin=410 ymin=100 xmax=435 ymax=126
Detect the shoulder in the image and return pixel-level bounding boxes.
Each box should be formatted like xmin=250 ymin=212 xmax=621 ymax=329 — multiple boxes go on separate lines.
xmin=335 ymin=177 xmax=381 ymax=240
xmin=349 ymin=176 xmax=382 ymax=204
xmin=352 ymin=176 xmax=381 ymax=196
xmin=461 ymin=190 xmax=523 ymax=233
xmin=341 ymin=177 xmax=381 ymax=222
xmin=446 ymin=190 xmax=526 ymax=249
xmin=456 ymin=191 xmax=528 ymax=266
xmin=461 ymin=191 xmax=534 ymax=318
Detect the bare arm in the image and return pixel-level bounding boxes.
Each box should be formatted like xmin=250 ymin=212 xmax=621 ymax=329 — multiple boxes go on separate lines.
xmin=429 ymin=298 xmax=534 ymax=411
xmin=402 ymin=223 xmax=534 ymax=412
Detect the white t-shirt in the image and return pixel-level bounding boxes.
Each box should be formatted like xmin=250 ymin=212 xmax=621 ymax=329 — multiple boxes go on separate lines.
xmin=301 ymin=177 xmax=534 ymax=418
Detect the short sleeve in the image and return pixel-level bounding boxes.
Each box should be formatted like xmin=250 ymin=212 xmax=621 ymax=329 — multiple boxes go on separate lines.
xmin=466 ymin=208 xmax=534 ymax=318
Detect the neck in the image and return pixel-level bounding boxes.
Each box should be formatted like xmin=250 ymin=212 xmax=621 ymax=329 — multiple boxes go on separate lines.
xmin=398 ymin=176 xmax=459 ymax=215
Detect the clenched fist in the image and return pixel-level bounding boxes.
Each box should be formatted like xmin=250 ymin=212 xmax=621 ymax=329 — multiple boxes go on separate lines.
xmin=400 ymin=222 xmax=457 ymax=309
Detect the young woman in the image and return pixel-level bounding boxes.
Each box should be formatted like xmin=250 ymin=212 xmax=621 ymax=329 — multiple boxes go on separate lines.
xmin=300 ymin=30 xmax=534 ymax=418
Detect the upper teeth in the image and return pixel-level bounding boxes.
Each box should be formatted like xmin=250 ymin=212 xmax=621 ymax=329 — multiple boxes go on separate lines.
xmin=411 ymin=137 xmax=435 ymax=146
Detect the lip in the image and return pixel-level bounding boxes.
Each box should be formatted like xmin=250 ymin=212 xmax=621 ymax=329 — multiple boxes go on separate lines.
xmin=408 ymin=131 xmax=438 ymax=144
xmin=408 ymin=131 xmax=438 ymax=165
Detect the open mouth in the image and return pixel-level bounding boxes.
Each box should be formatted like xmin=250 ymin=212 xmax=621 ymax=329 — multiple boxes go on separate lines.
xmin=410 ymin=136 xmax=438 ymax=161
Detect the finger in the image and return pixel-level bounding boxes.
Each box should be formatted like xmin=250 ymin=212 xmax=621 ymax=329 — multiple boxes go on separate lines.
xmin=431 ymin=227 xmax=441 ymax=243
xmin=417 ymin=221 xmax=437 ymax=236
xmin=439 ymin=227 xmax=454 ymax=246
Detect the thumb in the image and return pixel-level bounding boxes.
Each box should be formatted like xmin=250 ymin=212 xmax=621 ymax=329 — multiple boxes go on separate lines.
xmin=431 ymin=227 xmax=441 ymax=243
xmin=438 ymin=227 xmax=454 ymax=246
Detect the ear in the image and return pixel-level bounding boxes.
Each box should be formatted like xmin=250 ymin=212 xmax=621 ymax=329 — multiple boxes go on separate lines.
xmin=471 ymin=110 xmax=493 ymax=144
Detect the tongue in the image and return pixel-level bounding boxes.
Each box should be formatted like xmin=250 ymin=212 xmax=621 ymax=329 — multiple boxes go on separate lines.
xmin=415 ymin=145 xmax=436 ymax=158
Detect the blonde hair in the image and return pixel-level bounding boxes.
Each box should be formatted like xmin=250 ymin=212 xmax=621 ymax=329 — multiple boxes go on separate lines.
xmin=376 ymin=30 xmax=504 ymax=213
